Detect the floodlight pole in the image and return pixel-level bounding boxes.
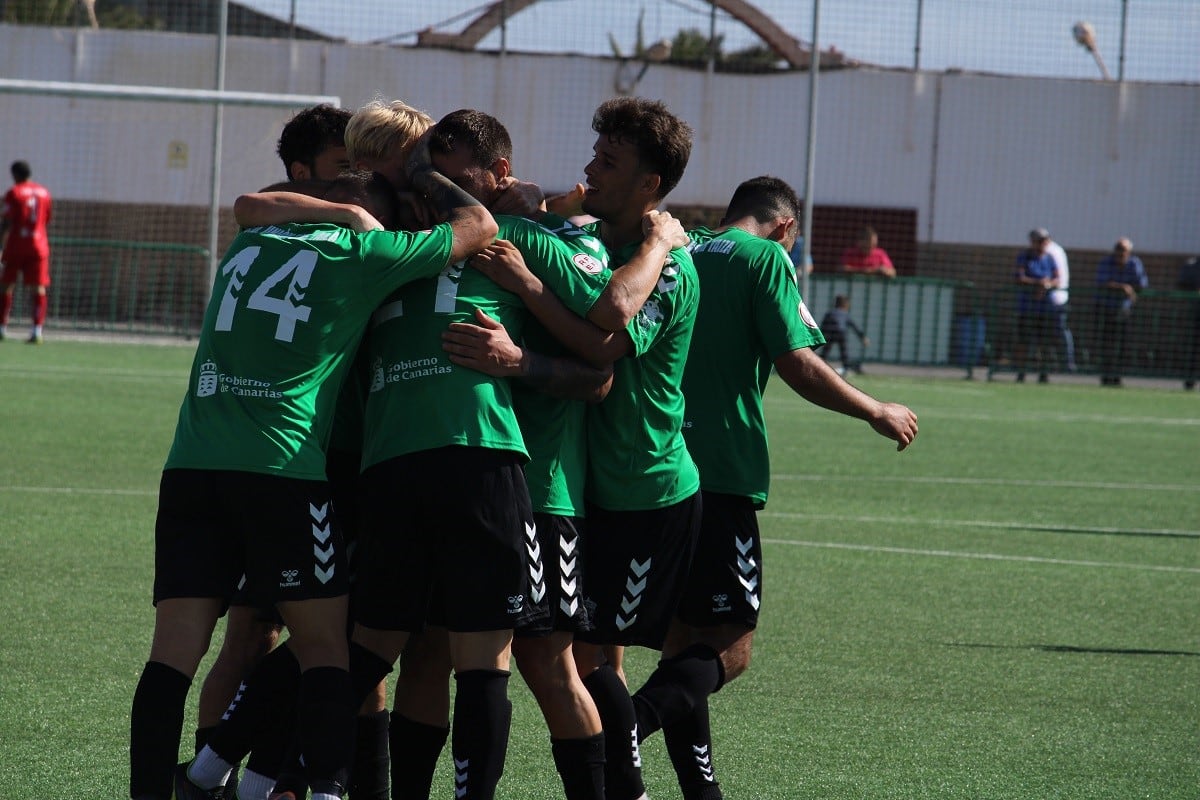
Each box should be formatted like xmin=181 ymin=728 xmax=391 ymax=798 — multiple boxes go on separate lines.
xmin=799 ymin=0 xmax=821 ymax=302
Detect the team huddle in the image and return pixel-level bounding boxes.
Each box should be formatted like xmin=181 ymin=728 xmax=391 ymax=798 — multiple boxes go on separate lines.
xmin=128 ymin=96 xmax=919 ymax=800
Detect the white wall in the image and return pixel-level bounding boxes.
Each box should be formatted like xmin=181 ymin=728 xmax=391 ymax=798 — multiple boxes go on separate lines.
xmin=1 ymin=25 xmax=1197 ymax=252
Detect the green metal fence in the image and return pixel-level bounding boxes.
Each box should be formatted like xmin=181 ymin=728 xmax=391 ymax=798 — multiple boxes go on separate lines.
xmin=30 ymin=237 xmax=210 ymax=337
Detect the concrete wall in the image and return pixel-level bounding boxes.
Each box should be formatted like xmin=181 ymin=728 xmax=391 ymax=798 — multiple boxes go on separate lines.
xmin=2 ymin=24 xmax=1198 ymax=254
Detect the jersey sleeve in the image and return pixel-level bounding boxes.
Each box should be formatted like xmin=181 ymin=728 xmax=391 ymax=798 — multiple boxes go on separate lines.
xmin=356 ymin=224 xmax=455 ymax=295
xmin=752 ymin=243 xmax=824 ymax=359
xmin=624 ymin=247 xmax=693 ymax=358
xmin=501 ymin=216 xmax=611 ymax=317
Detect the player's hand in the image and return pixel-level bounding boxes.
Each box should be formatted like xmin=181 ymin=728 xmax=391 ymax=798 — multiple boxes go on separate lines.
xmin=490 ymin=177 xmax=545 ymax=216
xmin=641 ymin=210 xmax=689 ymax=250
xmin=546 ymin=183 xmax=586 ymax=218
xmin=870 ymin=401 xmax=918 ymax=451
xmin=469 ymin=239 xmax=540 ymax=296
xmin=442 ymin=307 xmax=526 ymax=377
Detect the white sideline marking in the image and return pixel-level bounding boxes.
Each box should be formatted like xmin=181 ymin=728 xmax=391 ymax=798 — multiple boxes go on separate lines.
xmin=762 ymin=538 xmax=1200 ymax=574
xmin=762 ymin=509 xmax=1198 ymax=539
xmin=1 ymin=485 xmax=156 ymax=496
xmin=773 ymin=473 xmax=1195 ymax=492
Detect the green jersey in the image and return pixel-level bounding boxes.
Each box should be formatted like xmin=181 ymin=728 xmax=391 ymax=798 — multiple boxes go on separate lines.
xmin=581 ymin=223 xmax=701 ymax=511
xmin=165 ymin=221 xmax=453 ymax=479
xmin=682 ymin=227 xmax=825 ymax=506
xmin=513 ymin=214 xmax=611 ymax=516
xmin=361 ymin=215 xmax=611 ymax=470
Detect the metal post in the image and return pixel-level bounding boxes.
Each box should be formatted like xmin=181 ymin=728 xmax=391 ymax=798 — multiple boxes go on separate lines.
xmin=799 ymin=0 xmax=821 ymax=302
xmin=914 ymin=0 xmax=924 ymax=71
xmin=707 ymin=2 xmax=717 ymax=76
xmin=500 ymin=0 xmax=508 ymax=57
xmin=1117 ymin=0 xmax=1128 ymax=82
xmin=206 ymin=0 xmax=229 ymax=299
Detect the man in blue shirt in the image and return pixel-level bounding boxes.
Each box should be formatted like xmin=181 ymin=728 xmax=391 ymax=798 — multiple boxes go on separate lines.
xmin=1094 ymin=237 xmax=1149 ymax=386
xmin=1013 ymin=229 xmax=1060 ymax=383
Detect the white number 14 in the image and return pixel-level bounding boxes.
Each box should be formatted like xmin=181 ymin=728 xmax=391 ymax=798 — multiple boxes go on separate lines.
xmin=214 ymin=246 xmax=317 ymax=343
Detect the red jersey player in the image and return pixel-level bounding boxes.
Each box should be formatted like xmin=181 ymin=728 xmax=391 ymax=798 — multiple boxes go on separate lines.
xmin=1 ymin=160 xmax=53 ymax=343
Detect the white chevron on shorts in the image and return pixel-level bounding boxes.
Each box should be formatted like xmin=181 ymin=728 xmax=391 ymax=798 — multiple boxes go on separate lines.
xmin=525 ymin=522 xmax=546 ymax=603
xmin=735 ymin=535 xmax=760 ymax=610
xmin=453 ymin=757 xmax=469 ymax=798
xmin=615 ymin=557 xmax=651 ymax=630
xmin=310 ymin=502 xmax=334 ymax=584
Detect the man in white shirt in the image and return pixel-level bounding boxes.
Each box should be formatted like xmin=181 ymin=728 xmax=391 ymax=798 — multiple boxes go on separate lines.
xmin=1035 ymin=228 xmax=1077 ymax=373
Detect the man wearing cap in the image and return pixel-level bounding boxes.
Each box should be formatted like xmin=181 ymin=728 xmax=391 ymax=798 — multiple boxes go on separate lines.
xmin=1013 ymin=229 xmax=1061 ymax=382
xmin=1094 ymin=237 xmax=1148 ymax=386
xmin=1036 ymin=229 xmax=1077 ymax=373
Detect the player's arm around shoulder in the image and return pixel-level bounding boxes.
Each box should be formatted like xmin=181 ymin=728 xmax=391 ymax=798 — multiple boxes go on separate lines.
xmin=773 ymin=347 xmax=918 ymax=451
xmin=589 ymin=210 xmax=691 ymax=332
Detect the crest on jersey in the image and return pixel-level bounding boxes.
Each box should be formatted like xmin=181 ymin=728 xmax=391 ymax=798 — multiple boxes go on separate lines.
xmin=572 ymin=252 xmax=604 ymax=275
xmin=799 ymin=300 xmax=819 ymax=329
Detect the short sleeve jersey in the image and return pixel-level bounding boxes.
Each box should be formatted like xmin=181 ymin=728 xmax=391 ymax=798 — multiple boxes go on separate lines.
xmin=2 ymin=180 xmax=52 ymax=260
xmin=164 ymin=221 xmax=453 ymax=479
xmin=1015 ymin=251 xmax=1058 ymax=314
xmin=513 ymin=214 xmax=612 ymax=516
xmin=683 ymin=227 xmax=825 ymax=506
xmin=360 ymin=215 xmax=610 ymax=471
xmin=581 ymin=222 xmax=700 ymax=511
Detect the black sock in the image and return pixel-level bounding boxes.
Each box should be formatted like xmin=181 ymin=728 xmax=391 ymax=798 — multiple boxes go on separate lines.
xmin=664 ymin=701 xmax=723 ymax=800
xmin=389 ymin=712 xmax=449 ymax=800
xmin=194 ymin=725 xmax=215 ymax=753
xmin=451 ymin=669 xmax=512 ymax=800
xmin=582 ymin=664 xmax=645 ymax=800
xmin=298 ymin=666 xmax=356 ymax=797
xmin=349 ymin=641 xmax=395 ymax=706
xmin=209 ymin=643 xmax=301 ymax=767
xmin=130 ymin=660 xmax=191 ymax=800
xmin=631 ymin=644 xmax=723 ymax=742
xmin=550 ymin=733 xmax=606 ymax=800
xmin=349 ymin=709 xmax=390 ymax=800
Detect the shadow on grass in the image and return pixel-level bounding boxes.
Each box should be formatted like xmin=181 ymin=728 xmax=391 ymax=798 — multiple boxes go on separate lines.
xmin=942 ymin=641 xmax=1200 ymax=657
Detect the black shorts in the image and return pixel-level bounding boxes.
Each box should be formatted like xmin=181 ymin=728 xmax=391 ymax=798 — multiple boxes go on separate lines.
xmin=228 ymin=446 xmax=364 ymax=616
xmin=354 ymin=446 xmax=536 ymax=634
xmin=576 ymin=492 xmax=702 ymax=649
xmin=675 ymin=492 xmax=762 ymax=629
xmin=153 ymin=469 xmax=350 ymax=608
xmin=515 ymin=513 xmax=592 ymax=638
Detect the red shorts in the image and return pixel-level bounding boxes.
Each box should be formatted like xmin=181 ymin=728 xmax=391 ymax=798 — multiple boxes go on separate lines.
xmin=1 ymin=253 xmax=50 ymax=287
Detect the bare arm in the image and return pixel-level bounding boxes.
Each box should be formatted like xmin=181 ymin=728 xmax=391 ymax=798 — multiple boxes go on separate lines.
xmin=232 ymin=191 xmax=383 ymax=232
xmin=585 ymin=210 xmax=689 ymax=332
xmin=773 ymin=346 xmax=918 ymax=451
xmin=443 ymin=308 xmax=614 ymax=402
xmin=470 ymin=239 xmax=632 ymax=366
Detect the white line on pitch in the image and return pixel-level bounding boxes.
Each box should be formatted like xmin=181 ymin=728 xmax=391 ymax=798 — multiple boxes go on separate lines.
xmin=762 ymin=538 xmax=1200 ymax=574
xmin=761 ymin=510 xmax=1198 ymax=538
xmin=0 ymin=485 xmax=156 ymax=496
xmin=772 ymin=473 xmax=1194 ymax=492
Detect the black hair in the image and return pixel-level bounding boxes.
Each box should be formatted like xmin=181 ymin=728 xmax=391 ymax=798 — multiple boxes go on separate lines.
xmin=277 ymin=104 xmax=353 ymax=180
xmin=11 ymin=161 xmax=31 ymax=182
xmin=721 ymin=175 xmax=802 ymax=225
xmin=592 ymin=97 xmax=692 ymax=199
xmin=429 ymin=108 xmax=513 ymax=168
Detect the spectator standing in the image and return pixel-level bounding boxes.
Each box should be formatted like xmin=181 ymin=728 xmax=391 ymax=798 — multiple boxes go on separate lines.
xmin=1094 ymin=237 xmax=1148 ymax=386
xmin=838 ymin=225 xmax=895 ymax=278
xmin=1042 ymin=230 xmax=1077 ymax=372
xmin=819 ymin=294 xmax=869 ymax=375
xmin=1178 ymin=256 xmax=1200 ymax=390
xmin=1013 ymin=230 xmax=1060 ymax=383
xmin=0 ymin=160 xmax=52 ymax=343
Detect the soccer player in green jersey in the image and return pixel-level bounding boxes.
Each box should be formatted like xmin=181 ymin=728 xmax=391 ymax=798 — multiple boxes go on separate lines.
xmin=465 ymin=96 xmax=700 ymax=800
xmin=630 ymin=176 xmax=918 ymax=800
xmin=190 ymin=102 xmax=355 ymax=798
xmin=132 ymin=159 xmax=498 ymax=800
